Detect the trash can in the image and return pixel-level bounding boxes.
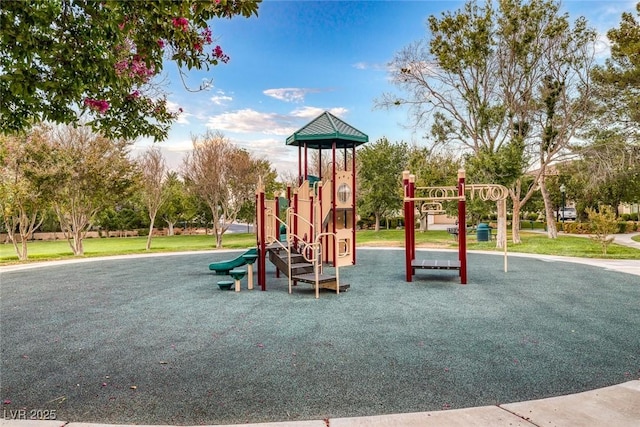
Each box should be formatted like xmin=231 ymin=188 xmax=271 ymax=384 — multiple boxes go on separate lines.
xmin=477 ymin=223 xmax=490 ymax=242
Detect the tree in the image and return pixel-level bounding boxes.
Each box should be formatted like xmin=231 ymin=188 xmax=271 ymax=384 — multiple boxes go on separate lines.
xmin=587 ymin=205 xmax=618 ymax=255
xmin=564 ymin=131 xmax=640 ymax=216
xmin=95 ymin=199 xmax=147 ymax=237
xmin=182 ymin=131 xmax=266 ymax=248
xmin=0 ymin=128 xmax=49 ymax=260
xmin=159 ymin=171 xmax=197 ymax=235
xmin=406 ymin=147 xmax=461 ymax=230
xmin=591 ymin=2 xmax=640 ymax=138
xmin=379 ymin=0 xmax=596 ymax=244
xmin=236 ymin=158 xmax=280 ymax=230
xmin=0 ymin=0 xmax=261 ymax=141
xmin=137 ymin=146 xmax=168 ymax=249
xmin=357 ymin=137 xmax=409 ymax=231
xmin=40 ymin=125 xmax=136 ymax=255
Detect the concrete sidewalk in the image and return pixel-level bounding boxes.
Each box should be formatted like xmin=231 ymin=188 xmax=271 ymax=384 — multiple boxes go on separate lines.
xmin=2 ymin=380 xmax=639 ymax=426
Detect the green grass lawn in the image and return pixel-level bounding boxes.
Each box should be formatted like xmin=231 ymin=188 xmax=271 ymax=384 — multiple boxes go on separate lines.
xmin=1 ymin=229 xmax=639 ymax=265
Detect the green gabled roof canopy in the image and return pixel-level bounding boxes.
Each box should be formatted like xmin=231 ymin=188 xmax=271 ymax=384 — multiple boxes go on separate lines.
xmin=286 ymin=111 xmax=368 ymax=149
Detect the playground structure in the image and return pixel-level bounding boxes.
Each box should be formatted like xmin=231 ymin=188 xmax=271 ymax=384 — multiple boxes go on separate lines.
xmin=403 ymin=169 xmax=509 ymax=284
xmin=255 ymin=111 xmax=368 ymax=298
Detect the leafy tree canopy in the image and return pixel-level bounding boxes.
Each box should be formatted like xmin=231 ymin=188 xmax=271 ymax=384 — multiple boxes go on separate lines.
xmin=591 ymin=2 xmax=640 ymax=134
xmin=0 ymin=0 xmax=261 ymax=141
xmin=357 ymin=137 xmax=409 ymax=230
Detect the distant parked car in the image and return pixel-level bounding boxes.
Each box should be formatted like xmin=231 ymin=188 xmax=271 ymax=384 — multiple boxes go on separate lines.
xmin=556 ymin=207 xmax=577 ymax=221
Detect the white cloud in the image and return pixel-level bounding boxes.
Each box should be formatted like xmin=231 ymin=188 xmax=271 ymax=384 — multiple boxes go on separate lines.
xmin=226 ymin=136 xmax=298 ymax=176
xmin=263 ymin=88 xmax=321 ymax=103
xmin=210 ymin=90 xmax=233 ymax=106
xmin=166 ymin=100 xmax=190 ymax=125
xmin=205 ymin=106 xmax=351 ymax=140
xmin=352 ymin=61 xmax=388 ymax=71
xmin=206 ymin=108 xmax=297 ymax=135
xmin=130 ymin=139 xmax=193 ymax=172
xmin=290 ymin=106 xmax=348 ymax=119
xmin=593 ymin=32 xmax=612 ymax=59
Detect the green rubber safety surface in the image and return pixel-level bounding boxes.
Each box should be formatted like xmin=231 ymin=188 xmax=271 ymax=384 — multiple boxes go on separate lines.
xmin=1 ymin=249 xmax=638 ymax=425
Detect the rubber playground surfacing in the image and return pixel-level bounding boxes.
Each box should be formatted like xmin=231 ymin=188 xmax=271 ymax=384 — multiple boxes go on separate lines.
xmin=1 ymin=248 xmax=639 ymax=425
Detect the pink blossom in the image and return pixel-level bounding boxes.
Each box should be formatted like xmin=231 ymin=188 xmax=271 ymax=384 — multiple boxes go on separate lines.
xmin=157 ymin=39 xmax=165 ymax=48
xmin=172 ymin=17 xmax=189 ymax=32
xmin=84 ymin=98 xmax=110 ymax=114
xmin=114 ymin=60 xmax=129 ymax=76
xmin=201 ymin=27 xmax=212 ymax=44
xmin=194 ymin=42 xmax=203 ymax=52
xmin=115 ymin=56 xmax=155 ymax=83
xmin=213 ymin=45 xmax=229 ymax=63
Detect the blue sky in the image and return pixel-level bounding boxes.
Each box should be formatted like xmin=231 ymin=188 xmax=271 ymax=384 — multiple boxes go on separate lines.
xmin=133 ymin=0 xmax=638 ymax=175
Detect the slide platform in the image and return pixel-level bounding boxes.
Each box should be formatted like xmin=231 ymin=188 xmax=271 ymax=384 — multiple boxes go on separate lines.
xmin=209 ymin=247 xmax=258 ymax=275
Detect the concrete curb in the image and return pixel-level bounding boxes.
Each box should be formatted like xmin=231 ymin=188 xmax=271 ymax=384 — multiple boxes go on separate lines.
xmin=2 ymin=381 xmax=639 ymax=426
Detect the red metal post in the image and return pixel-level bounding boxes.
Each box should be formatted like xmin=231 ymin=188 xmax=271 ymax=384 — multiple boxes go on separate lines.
xmin=293 ymin=190 xmax=299 ymax=248
xmin=409 ymin=174 xmax=416 ymax=263
xmin=403 ymin=171 xmax=412 ymax=282
xmin=351 ymin=143 xmax=357 ymax=264
xmin=275 ymin=195 xmax=280 ymax=279
xmin=298 ymin=145 xmax=302 ymax=186
xmin=332 ymin=141 xmax=337 ymax=267
xmin=309 ymin=193 xmax=314 ymax=239
xmin=304 ymin=143 xmax=308 ymax=181
xmin=458 ymin=170 xmax=467 ymax=284
xmin=255 ymin=191 xmax=259 ymax=248
xmin=258 ymin=189 xmax=267 ymax=291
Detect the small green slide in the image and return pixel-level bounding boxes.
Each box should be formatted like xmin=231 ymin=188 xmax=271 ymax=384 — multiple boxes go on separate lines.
xmin=208 ymin=248 xmax=258 ymax=275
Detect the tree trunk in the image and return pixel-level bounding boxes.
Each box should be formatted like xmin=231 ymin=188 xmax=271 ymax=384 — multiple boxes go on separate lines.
xmin=511 ymin=200 xmax=522 ymax=244
xmin=374 ymin=212 xmax=381 ymax=231
xmin=20 ymin=238 xmax=28 ymax=261
xmin=511 ymin=195 xmax=522 ymax=244
xmin=419 ymin=212 xmax=428 ymax=231
xmin=5 ymin=217 xmax=22 ymax=261
xmin=7 ymin=221 xmax=28 ymax=261
xmin=164 ymin=218 xmax=176 ymax=236
xmin=70 ymin=229 xmax=84 ymax=256
xmin=539 ymin=178 xmax=558 ymax=238
xmin=146 ymin=219 xmax=154 ymax=250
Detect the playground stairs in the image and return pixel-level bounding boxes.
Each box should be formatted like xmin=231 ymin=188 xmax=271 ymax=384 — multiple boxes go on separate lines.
xmin=266 ymin=243 xmax=349 ymax=292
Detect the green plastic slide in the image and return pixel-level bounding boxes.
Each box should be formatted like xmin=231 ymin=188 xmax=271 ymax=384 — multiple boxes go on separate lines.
xmin=208 ymin=248 xmax=258 ymax=275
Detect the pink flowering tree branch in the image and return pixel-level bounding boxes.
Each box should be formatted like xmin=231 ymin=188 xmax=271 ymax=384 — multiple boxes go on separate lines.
xmin=1 ymin=0 xmax=262 ymax=141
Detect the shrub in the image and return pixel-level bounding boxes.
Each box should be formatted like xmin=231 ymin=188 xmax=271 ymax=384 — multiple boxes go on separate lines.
xmin=520 ymin=220 xmax=543 ymax=230
xmin=616 ymin=221 xmax=637 ymax=233
xmin=561 ymin=221 xmax=591 ymax=234
xmin=587 ymin=206 xmax=618 ymax=255
xmin=621 ymin=213 xmax=630 ymax=221
xmin=527 ymin=213 xmax=539 ymax=221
